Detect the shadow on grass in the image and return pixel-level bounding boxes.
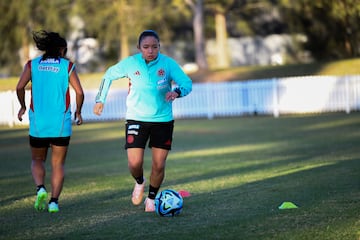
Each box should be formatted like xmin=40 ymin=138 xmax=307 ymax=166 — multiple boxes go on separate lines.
xmin=1 ymin=157 xmax=357 ymax=240
xmin=0 ymin=114 xmax=359 ymax=239
xmin=181 ymin=158 xmax=360 ymax=239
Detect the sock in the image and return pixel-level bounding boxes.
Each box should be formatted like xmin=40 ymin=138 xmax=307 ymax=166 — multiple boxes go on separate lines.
xmin=49 ymin=198 xmax=58 ymax=204
xmin=148 ymin=185 xmax=160 ymax=200
xmin=135 ymin=175 xmax=144 ymax=184
xmin=36 ymin=185 xmax=46 ymax=192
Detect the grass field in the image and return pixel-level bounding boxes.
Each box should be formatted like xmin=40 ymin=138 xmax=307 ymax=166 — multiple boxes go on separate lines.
xmin=0 ymin=113 xmax=359 ymax=240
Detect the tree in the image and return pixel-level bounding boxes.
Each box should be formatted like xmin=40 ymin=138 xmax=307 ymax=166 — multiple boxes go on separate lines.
xmin=1 ymin=0 xmax=359 ymax=76
xmin=206 ymin=0 xmax=236 ymax=68
xmin=0 ymin=1 xmax=32 ymax=74
xmin=330 ymin=0 xmax=360 ymax=57
xmin=227 ymin=0 xmax=286 ymax=37
xmin=280 ymin=0 xmax=360 ymax=59
xmin=0 ymin=0 xmax=74 ymax=75
xmin=77 ymin=0 xmax=184 ymax=62
xmin=181 ymin=0 xmax=208 ymax=70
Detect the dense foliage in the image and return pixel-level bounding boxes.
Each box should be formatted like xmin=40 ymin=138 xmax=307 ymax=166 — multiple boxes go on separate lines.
xmin=0 ymin=0 xmax=359 ymax=75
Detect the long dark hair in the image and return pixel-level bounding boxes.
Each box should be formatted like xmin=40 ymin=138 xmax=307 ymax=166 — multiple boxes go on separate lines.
xmin=32 ymin=30 xmax=67 ymax=59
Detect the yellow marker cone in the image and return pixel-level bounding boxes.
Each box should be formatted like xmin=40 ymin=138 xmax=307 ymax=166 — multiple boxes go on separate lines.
xmin=278 ymin=202 xmax=298 ymax=209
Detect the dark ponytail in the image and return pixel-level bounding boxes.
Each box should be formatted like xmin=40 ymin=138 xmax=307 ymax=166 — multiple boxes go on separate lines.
xmin=32 ymin=30 xmax=67 ymax=59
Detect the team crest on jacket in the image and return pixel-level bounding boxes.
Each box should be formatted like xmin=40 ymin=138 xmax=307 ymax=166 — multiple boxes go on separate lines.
xmin=134 ymin=70 xmax=140 ymax=76
xmin=158 ymin=69 xmax=165 ymax=76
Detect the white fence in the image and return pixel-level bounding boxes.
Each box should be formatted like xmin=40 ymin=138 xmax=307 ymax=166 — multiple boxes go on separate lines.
xmin=2 ymin=75 xmax=360 ymax=126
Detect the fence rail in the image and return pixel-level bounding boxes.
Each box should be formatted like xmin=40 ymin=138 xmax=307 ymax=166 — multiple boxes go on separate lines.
xmin=2 ymin=75 xmax=360 ymax=126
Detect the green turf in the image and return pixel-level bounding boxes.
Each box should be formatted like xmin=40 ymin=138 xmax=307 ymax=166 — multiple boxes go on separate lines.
xmin=0 ymin=114 xmax=359 ymax=240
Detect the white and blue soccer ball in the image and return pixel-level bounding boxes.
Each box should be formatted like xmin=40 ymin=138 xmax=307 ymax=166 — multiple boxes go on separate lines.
xmin=155 ymin=189 xmax=183 ymax=217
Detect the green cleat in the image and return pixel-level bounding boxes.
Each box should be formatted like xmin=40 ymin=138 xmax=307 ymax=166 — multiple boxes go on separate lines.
xmin=48 ymin=202 xmax=59 ymax=213
xmin=34 ymin=188 xmax=48 ymax=211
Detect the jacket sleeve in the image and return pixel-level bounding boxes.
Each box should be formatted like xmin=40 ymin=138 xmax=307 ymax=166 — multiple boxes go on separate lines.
xmin=168 ymin=58 xmax=192 ymax=98
xmin=95 ymin=61 xmax=127 ymax=103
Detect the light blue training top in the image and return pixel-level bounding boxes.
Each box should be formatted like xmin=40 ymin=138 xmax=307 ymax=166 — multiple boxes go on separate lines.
xmin=95 ymin=53 xmax=192 ymax=122
xmin=29 ymin=56 xmax=74 ymax=137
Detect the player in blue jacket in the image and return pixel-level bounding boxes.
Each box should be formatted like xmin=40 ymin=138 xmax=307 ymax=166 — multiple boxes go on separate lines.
xmin=94 ymin=30 xmax=192 ymax=212
xmin=16 ymin=30 xmax=84 ymax=213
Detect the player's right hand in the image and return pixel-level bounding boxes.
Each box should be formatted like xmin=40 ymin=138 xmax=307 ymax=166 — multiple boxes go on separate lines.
xmin=93 ymin=102 xmax=104 ymax=116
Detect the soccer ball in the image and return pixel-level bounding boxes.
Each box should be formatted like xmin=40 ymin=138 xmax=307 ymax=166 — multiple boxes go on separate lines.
xmin=155 ymin=189 xmax=183 ymax=217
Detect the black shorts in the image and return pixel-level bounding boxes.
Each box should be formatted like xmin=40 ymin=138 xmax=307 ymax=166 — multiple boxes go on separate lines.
xmin=29 ymin=135 xmax=71 ymax=148
xmin=125 ymin=120 xmax=174 ymax=150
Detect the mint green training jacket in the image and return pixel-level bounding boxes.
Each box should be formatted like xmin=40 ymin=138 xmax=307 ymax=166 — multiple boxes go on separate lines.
xmin=95 ymin=53 xmax=192 ymax=122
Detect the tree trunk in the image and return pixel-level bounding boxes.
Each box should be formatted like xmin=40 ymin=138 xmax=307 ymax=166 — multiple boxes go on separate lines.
xmin=215 ymin=12 xmax=229 ymax=68
xmin=120 ymin=24 xmax=130 ymax=60
xmin=192 ymin=0 xmax=208 ymax=70
xmin=21 ymin=28 xmax=30 ymax=66
xmin=119 ymin=0 xmax=130 ymax=60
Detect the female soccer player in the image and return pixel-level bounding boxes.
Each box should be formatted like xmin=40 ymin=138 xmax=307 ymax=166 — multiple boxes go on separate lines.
xmin=16 ymin=30 xmax=84 ymax=213
xmin=93 ymin=30 xmax=192 ymax=212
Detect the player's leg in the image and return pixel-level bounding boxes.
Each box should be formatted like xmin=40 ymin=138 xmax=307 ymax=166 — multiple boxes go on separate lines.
xmin=145 ymin=121 xmax=173 ymax=212
xmin=145 ymin=147 xmax=169 ymax=211
xmin=31 ymin=147 xmax=48 ymax=188
xmin=125 ymin=120 xmax=149 ymax=205
xmin=148 ymin=121 xmax=173 ymax=197
xmin=127 ymin=148 xmax=145 ymax=180
xmin=48 ymin=144 xmax=68 ymax=212
xmin=47 ymin=137 xmax=70 ymax=212
xmin=128 ymin=148 xmax=146 ymax=205
xmin=50 ymin=145 xmax=68 ymax=200
xmin=149 ymin=147 xmax=168 ymax=193
xmin=30 ymin=136 xmax=49 ymax=211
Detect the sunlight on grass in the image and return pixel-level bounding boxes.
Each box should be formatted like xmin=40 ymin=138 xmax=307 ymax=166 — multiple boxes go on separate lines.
xmin=173 ymin=160 xmax=337 ymax=195
xmin=170 ymin=143 xmax=276 ymax=159
xmin=0 ymin=175 xmax=31 ymax=185
xmin=302 ymin=117 xmax=359 ymax=131
xmin=71 ymin=133 xmax=122 ymax=143
xmin=71 ymin=122 xmax=123 ymax=143
xmin=269 ymin=161 xmax=337 ymax=178
xmin=63 ymin=185 xmax=115 ymax=201
xmin=1 ymin=115 xmax=359 ymax=240
xmin=0 ymin=183 xmax=120 ymax=213
xmin=168 ymin=139 xmax=344 ymax=195
xmin=0 ymin=195 xmax=33 ymax=212
xmin=318 ymin=59 xmax=360 ymax=76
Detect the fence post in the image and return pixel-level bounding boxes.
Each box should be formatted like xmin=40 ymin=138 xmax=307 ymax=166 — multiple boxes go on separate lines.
xmin=272 ymin=78 xmax=279 ymax=117
xmin=345 ymin=76 xmax=350 ymax=114
xmin=206 ymin=83 xmax=214 ymax=119
xmin=2 ymin=75 xmax=360 ymax=125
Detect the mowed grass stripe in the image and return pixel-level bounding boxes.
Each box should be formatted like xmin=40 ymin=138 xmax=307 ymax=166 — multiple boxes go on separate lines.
xmin=0 ymin=113 xmax=359 ymax=239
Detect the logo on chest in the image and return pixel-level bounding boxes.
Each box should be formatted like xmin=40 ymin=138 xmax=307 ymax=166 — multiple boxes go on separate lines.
xmin=158 ymin=69 xmax=165 ymax=77
xmin=156 ymin=69 xmax=168 ymax=90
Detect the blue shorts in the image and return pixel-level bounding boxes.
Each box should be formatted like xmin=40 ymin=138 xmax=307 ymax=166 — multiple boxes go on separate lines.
xmin=125 ymin=120 xmax=174 ymax=150
xmin=29 ymin=135 xmax=70 ymax=148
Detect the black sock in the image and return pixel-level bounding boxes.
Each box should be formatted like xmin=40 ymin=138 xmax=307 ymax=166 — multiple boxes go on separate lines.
xmin=36 ymin=185 xmax=46 ymax=192
xmin=148 ymin=185 xmax=160 ymax=200
xmin=135 ymin=175 xmax=144 ymax=184
xmin=49 ymin=198 xmax=58 ymax=204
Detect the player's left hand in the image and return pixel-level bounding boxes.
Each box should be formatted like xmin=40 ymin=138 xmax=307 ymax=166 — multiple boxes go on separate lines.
xmin=17 ymin=107 xmax=26 ymax=121
xmin=166 ymin=91 xmax=179 ymax=102
xmin=74 ymin=112 xmax=83 ymax=125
